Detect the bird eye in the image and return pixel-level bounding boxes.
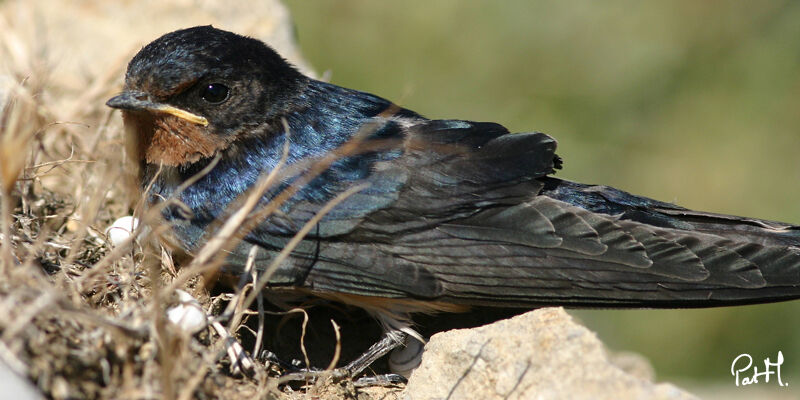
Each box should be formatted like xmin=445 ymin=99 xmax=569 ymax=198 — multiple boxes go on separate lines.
xmin=200 ymin=83 xmax=229 ymax=104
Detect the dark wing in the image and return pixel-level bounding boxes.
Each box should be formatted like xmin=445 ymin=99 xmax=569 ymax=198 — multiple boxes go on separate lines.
xmin=243 ymin=119 xmax=800 ymax=308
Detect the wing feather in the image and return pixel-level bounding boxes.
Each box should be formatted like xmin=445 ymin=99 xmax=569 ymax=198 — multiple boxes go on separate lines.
xmin=240 ymin=118 xmax=800 ymax=308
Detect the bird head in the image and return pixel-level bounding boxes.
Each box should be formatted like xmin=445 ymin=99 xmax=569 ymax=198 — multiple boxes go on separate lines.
xmin=106 ymin=26 xmax=306 ymax=167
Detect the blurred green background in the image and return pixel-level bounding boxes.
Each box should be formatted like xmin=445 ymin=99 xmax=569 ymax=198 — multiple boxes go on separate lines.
xmin=285 ymin=0 xmax=800 ymax=388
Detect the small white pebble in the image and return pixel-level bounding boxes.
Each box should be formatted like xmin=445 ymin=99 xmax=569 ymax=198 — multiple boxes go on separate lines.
xmin=104 ymin=216 xmax=139 ymax=247
xmin=166 ymin=290 xmax=207 ymax=334
xmin=388 ymin=337 xmax=425 ymax=378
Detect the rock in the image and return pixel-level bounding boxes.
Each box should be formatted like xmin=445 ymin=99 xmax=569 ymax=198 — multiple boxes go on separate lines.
xmin=404 ymin=307 xmax=697 ymax=400
xmin=0 ymin=358 xmax=42 ymax=400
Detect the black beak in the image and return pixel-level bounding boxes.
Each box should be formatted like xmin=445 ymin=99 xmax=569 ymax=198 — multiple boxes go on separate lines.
xmin=106 ymin=91 xmax=155 ymax=111
xmin=106 ymin=91 xmax=209 ymax=126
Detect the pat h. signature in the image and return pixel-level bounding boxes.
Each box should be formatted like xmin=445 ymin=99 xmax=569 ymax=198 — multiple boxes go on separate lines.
xmin=731 ymin=351 xmax=788 ymax=387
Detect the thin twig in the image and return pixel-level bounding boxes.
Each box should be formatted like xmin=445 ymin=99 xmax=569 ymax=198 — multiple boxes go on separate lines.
xmin=299 ymin=307 xmax=310 ymax=370
xmin=220 ymin=245 xmax=259 ymax=326
xmin=162 ymin=128 xmax=291 ymax=293
xmin=1 ymin=290 xmax=55 ymax=342
xmin=241 ymin=183 xmax=369 ymax=313
xmin=251 ymin=247 xmax=265 ymax=358
xmin=326 ymin=319 xmax=342 ymax=371
xmin=211 ymin=320 xmax=255 ymax=376
xmin=0 ymin=185 xmax=13 ymax=275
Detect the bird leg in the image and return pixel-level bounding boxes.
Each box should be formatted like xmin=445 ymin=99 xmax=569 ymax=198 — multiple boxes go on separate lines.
xmin=343 ymin=329 xmax=408 ymax=377
xmin=279 ymin=329 xmax=409 ymax=383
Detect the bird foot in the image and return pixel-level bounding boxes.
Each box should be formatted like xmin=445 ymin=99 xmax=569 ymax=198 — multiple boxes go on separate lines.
xmin=274 ymin=329 xmax=410 ymax=386
xmin=279 ymin=368 xmax=406 ymax=386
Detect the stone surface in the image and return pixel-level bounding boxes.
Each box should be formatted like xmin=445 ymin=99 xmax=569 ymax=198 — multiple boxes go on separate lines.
xmin=404 ymin=307 xmax=697 ymax=400
xmin=0 ymin=358 xmax=42 ymax=400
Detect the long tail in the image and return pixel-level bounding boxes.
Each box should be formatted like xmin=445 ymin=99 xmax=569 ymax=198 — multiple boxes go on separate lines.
xmin=505 ymin=177 xmax=800 ymax=307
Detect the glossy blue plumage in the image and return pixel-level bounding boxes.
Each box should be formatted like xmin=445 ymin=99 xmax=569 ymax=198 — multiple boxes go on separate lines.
xmin=148 ymin=79 xmax=417 ymax=250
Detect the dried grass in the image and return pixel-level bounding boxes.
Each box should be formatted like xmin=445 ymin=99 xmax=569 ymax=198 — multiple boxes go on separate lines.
xmin=0 ymin=1 xmax=402 ymax=399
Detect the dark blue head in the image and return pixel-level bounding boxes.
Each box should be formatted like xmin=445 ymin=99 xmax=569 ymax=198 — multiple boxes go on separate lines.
xmin=107 ymin=26 xmax=308 ymax=166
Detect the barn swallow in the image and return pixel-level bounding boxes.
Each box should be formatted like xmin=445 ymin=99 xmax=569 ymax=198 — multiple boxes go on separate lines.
xmin=107 ymin=26 xmax=800 ymax=377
